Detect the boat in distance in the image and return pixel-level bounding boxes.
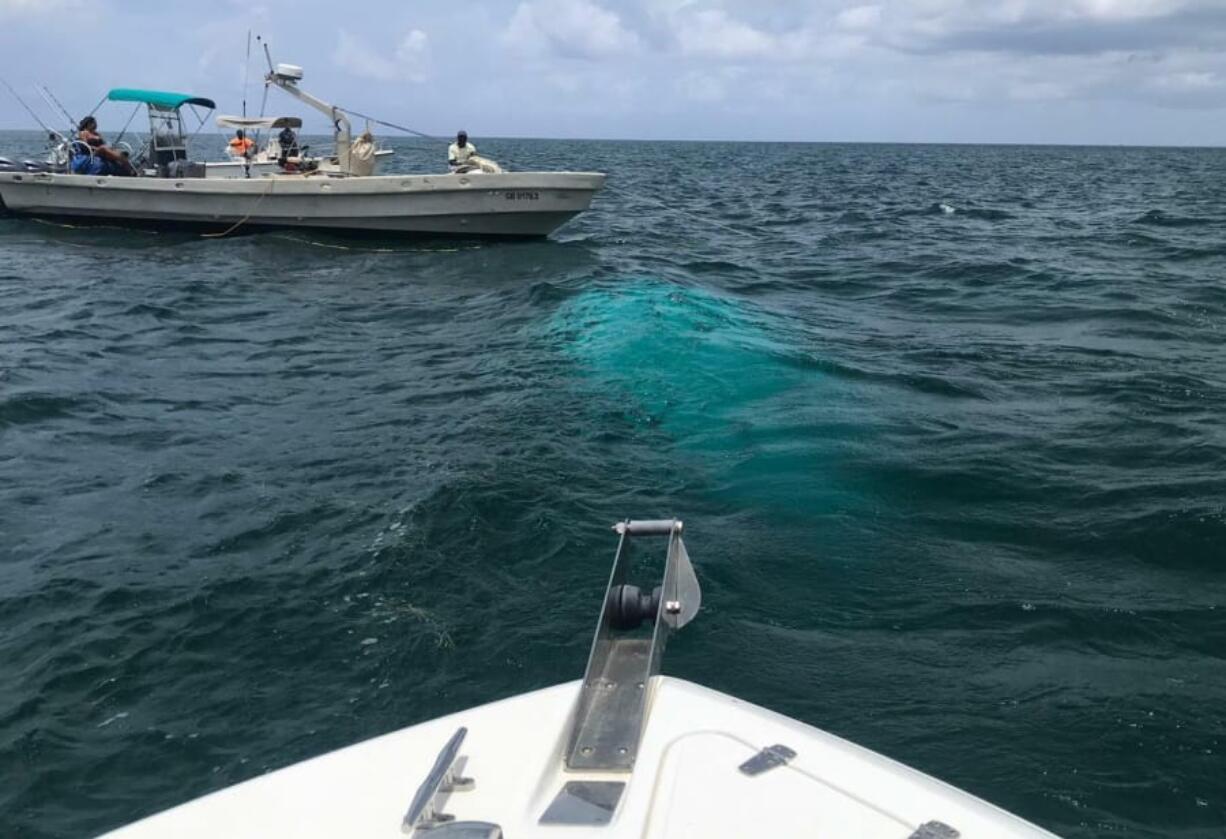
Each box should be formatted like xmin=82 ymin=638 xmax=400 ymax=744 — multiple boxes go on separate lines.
xmin=0 ymin=62 xmax=605 ymax=238
xmin=0 ymin=169 xmax=607 ymax=237
xmin=99 ymin=520 xmax=1059 ymax=839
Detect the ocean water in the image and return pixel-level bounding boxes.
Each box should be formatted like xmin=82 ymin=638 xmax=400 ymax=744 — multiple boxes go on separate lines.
xmin=1 ymin=132 xmax=1224 ymax=838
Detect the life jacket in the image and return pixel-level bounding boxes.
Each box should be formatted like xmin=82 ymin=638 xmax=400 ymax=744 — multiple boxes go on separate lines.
xmin=228 ymin=137 xmax=255 ymax=153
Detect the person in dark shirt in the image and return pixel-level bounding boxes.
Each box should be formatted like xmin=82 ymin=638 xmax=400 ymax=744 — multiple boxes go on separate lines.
xmin=277 ymin=124 xmax=300 ymax=166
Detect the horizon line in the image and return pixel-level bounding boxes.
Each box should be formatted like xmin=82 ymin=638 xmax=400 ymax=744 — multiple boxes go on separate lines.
xmin=0 ymin=127 xmax=1222 ymax=150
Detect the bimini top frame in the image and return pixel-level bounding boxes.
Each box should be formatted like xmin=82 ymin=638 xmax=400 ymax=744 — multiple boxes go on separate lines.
xmin=107 ymin=88 xmax=216 ymax=110
xmin=106 ymin=88 xmax=215 ymax=173
xmin=215 ymin=115 xmax=302 ymax=131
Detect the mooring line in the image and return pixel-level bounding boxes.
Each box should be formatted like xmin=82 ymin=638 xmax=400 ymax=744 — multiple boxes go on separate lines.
xmin=266 ymin=233 xmax=478 ymax=254
xmin=200 ymin=177 xmax=277 ymax=239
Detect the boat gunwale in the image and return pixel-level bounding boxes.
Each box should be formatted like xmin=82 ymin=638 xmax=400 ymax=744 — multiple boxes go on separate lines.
xmin=0 ymin=170 xmax=608 ymax=196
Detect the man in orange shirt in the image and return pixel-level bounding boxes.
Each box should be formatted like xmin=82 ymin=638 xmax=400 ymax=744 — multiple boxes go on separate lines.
xmin=227 ymin=129 xmax=255 ymax=159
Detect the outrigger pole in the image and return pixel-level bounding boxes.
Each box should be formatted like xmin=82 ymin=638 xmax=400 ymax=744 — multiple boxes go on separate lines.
xmin=242 ymin=30 xmax=252 ymax=120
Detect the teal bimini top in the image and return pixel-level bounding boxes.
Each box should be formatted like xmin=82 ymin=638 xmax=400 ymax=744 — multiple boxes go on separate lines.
xmin=106 ymin=89 xmax=217 ymax=110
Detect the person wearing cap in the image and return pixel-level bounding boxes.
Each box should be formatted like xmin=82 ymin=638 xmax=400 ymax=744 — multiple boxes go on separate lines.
xmin=448 ymin=130 xmax=477 ymax=170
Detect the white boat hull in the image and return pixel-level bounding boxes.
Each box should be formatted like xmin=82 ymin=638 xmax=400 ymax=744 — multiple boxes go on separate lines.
xmin=0 ymin=170 xmax=605 ymax=237
xmin=97 ymin=677 xmax=1058 ymax=838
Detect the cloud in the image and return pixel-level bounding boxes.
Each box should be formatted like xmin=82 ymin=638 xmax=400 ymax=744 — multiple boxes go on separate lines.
xmin=676 ymin=70 xmax=727 ymax=101
xmin=333 ymin=28 xmax=431 ymax=83
xmin=1139 ymin=64 xmax=1226 ymax=108
xmin=0 ymin=0 xmax=85 ymax=21
xmin=673 ymin=8 xmax=776 ymax=59
xmin=835 ymin=5 xmax=883 ymax=32
xmin=2 ymin=0 xmax=1226 ymax=141
xmin=0 ymin=0 xmax=77 ymax=12
xmin=877 ymin=0 xmax=1226 ymax=56
xmin=503 ymin=0 xmax=641 ymax=59
xmin=502 ymin=0 xmax=1226 ymax=118
xmin=1007 ymin=79 xmax=1072 ymax=101
xmin=854 ymin=0 xmax=1226 ymax=110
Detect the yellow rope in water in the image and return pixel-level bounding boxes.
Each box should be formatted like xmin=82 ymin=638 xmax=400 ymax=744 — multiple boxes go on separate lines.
xmin=28 ymin=218 xmax=162 ymax=243
xmin=30 ymin=217 xmax=160 ymax=235
xmin=24 ymin=204 xmax=483 ymax=253
xmin=201 ymin=177 xmax=277 ymax=239
xmin=266 ymin=234 xmax=477 ymax=254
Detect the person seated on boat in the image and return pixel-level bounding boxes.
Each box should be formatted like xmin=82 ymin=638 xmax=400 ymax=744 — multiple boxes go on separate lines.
xmin=71 ymin=116 xmax=135 ymax=176
xmin=448 ymin=130 xmax=476 ymax=171
xmin=227 ymin=129 xmax=255 ymax=159
xmin=277 ymin=124 xmax=300 ymax=166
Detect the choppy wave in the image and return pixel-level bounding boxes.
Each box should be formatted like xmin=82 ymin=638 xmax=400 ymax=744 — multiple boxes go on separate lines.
xmin=1132 ymin=209 xmax=1221 ymax=228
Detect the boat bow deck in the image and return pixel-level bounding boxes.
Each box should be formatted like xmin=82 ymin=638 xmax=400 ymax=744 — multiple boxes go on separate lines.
xmin=97 ymin=676 xmax=1057 ymax=838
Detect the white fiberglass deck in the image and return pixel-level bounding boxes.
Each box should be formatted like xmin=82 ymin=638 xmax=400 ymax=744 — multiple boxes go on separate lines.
xmin=98 ymin=676 xmax=1057 ymax=839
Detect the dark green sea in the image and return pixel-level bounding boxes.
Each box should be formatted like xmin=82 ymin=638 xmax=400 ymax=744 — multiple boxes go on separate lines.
xmin=1 ymin=132 xmax=1224 ymax=838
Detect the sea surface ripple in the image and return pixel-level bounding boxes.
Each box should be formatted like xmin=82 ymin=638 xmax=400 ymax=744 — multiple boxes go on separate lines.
xmin=1 ymin=134 xmax=1224 ymax=838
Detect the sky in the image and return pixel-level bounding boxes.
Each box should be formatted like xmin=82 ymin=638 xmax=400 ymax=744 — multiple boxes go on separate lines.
xmin=1 ymin=0 xmax=1225 ymax=144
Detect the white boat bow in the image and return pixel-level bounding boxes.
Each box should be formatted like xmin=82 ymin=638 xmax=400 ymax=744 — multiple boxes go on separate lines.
xmin=97 ymin=521 xmax=1059 ymax=838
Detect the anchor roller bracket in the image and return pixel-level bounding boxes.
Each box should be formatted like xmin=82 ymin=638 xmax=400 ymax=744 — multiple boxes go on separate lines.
xmin=564 ymin=518 xmax=702 ymax=772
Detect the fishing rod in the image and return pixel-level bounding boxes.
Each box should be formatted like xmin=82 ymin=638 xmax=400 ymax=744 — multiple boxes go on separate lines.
xmin=332 ymin=107 xmax=512 ymax=168
xmin=335 ymin=106 xmax=440 ymax=141
xmin=33 ymin=87 xmax=70 ymax=137
xmin=1 ymin=76 xmax=59 ymax=137
xmin=37 ymin=84 xmax=75 ymax=133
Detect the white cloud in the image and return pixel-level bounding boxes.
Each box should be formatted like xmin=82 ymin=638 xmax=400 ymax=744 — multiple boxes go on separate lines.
xmin=0 ymin=0 xmax=84 ymax=20
xmin=676 ymin=70 xmax=727 ymax=102
xmin=504 ymin=0 xmax=641 ymax=59
xmin=395 ymin=29 xmax=431 ymax=83
xmin=0 ymin=0 xmax=75 ymax=11
xmin=3 ymin=0 xmax=1225 ymax=141
xmin=333 ymin=28 xmax=431 ymax=83
xmin=1148 ymin=70 xmax=1219 ymax=92
xmin=674 ymin=8 xmax=776 ymax=58
xmin=1008 ymin=79 xmax=1071 ymax=101
xmin=836 ymin=5 xmax=883 ymax=32
xmin=1074 ymin=0 xmax=1189 ymax=21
